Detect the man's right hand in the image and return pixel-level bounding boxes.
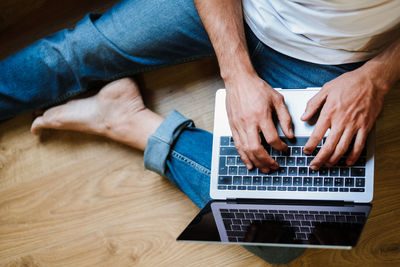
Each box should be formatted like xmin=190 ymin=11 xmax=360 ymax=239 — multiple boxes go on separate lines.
xmin=225 ymin=73 xmax=294 ymax=173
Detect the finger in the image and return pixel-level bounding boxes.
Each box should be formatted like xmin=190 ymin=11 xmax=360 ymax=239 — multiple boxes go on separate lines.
xmin=346 ymin=129 xmax=368 ymax=166
xmin=310 ymin=127 xmax=344 ymax=170
xmin=326 ymin=128 xmax=355 ymax=166
xmin=301 ymin=90 xmax=327 ymax=121
xmin=231 ymin=127 xmax=253 ymax=170
xmin=246 ymin=127 xmax=277 ymax=172
xmin=304 ymin=113 xmax=330 ymax=154
xmin=274 ymin=97 xmax=294 ymax=138
xmin=261 ymin=113 xmax=288 ymax=151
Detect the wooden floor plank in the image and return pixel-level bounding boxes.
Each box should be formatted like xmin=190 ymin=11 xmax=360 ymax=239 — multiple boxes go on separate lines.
xmin=0 ymin=1 xmax=399 ymax=266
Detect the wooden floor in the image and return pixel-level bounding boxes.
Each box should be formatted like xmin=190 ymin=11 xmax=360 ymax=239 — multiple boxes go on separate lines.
xmin=1 ymin=1 xmax=400 ymax=266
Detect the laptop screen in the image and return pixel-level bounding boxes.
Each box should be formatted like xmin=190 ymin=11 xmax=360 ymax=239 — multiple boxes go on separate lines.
xmin=177 ymin=200 xmax=371 ymax=249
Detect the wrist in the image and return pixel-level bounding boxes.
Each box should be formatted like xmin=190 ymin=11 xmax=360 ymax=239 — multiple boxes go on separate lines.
xmin=362 ymin=60 xmax=395 ymax=95
xmin=218 ymin=46 xmax=257 ymax=83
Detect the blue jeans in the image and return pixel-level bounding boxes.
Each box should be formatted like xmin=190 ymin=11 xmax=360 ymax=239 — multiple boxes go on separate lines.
xmin=0 ymin=0 xmax=365 ymax=264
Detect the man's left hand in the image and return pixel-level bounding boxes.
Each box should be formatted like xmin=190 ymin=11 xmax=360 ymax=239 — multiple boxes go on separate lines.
xmin=301 ymin=67 xmax=388 ymax=170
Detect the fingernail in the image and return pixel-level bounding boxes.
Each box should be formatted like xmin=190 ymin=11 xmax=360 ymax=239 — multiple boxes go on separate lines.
xmin=301 ymin=112 xmax=307 ymax=120
xmin=310 ymin=164 xmax=318 ymax=170
xmin=246 ymin=164 xmax=252 ymax=169
xmin=262 ymin=168 xmax=270 ymax=174
xmin=346 ymin=160 xmax=353 ymax=166
xmin=272 ymin=163 xmax=279 ymax=170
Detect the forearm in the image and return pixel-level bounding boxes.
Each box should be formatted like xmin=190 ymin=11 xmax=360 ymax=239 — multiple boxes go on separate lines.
xmin=363 ymin=38 xmax=400 ymax=93
xmin=194 ymin=0 xmax=256 ymax=82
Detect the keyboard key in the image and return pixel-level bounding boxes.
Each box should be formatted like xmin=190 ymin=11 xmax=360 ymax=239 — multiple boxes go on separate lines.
xmin=339 ymin=188 xmax=349 ymax=192
xmin=298 ymin=187 xmax=307 ymax=191
xmin=296 ymin=157 xmax=306 ymax=166
xmin=292 ymin=147 xmax=302 ymax=156
xmin=345 ymin=178 xmax=354 ymax=187
xmin=227 ymin=157 xmax=236 ymax=165
xmin=228 ymin=166 xmax=238 ymax=175
xmin=273 ymin=177 xmax=282 ymax=186
xmin=236 ymin=157 xmax=245 ymax=166
xmin=221 ymin=212 xmax=235 ymax=218
xmin=218 ymin=176 xmax=232 ymax=185
xmin=243 ymin=176 xmax=252 ymax=185
xmin=253 ymin=176 xmax=262 ymax=185
xmin=227 ymin=186 xmax=237 ymax=190
xmin=289 ymin=167 xmax=298 ymax=176
xmin=307 ymin=157 xmax=314 ymax=165
xmin=319 ymin=168 xmax=328 ymax=176
xmin=238 ymin=186 xmax=246 ymax=190
xmin=350 ymin=188 xmax=365 ymax=192
xmin=329 ymin=187 xmax=339 ymax=192
xmin=248 ymin=169 xmax=257 ymax=175
xmin=219 ymin=157 xmax=227 ymax=175
xmin=329 ymin=168 xmax=339 ymax=176
xmin=312 ymin=147 xmax=321 ymax=156
xmin=340 ymin=168 xmax=350 ymax=176
xmin=220 ymin=147 xmax=239 ymax=155
xmin=278 ymin=167 xmax=287 ymax=175
xmin=218 ymin=185 xmax=227 ymax=190
xmin=356 ymin=178 xmax=365 ymax=187
xmin=247 ymin=186 xmax=257 ymax=190
xmin=308 ymin=187 xmax=318 ymax=191
xmin=276 ymin=157 xmax=286 ymax=166
xmin=220 ymin=136 xmax=230 ymax=146
xmin=283 ymin=177 xmax=292 ymax=186
xmin=257 ymin=186 xmax=267 ymax=191
xmin=318 ymin=187 xmax=328 ymax=192
xmin=288 ymin=187 xmax=297 ymax=191
xmin=263 ymin=177 xmax=272 ymax=185
xmin=287 ymin=157 xmax=296 ymax=166
xmin=271 ymin=148 xmax=281 ymax=156
xmin=324 ymin=178 xmax=333 ymax=187
xmin=309 ymin=169 xmax=318 ymax=176
xmin=267 ymin=186 xmax=277 ymax=191
xmin=233 ymin=176 xmax=242 ymax=185
xmin=293 ymin=177 xmax=302 ymax=186
xmin=314 ymin=177 xmax=323 ymax=186
xmin=338 ymin=158 xmax=347 ymax=166
xmin=229 ymin=137 xmax=235 ymax=146
xmin=238 ymin=166 xmax=248 ymax=175
xmin=278 ymin=187 xmax=287 ymax=191
xmin=351 ymin=168 xmax=366 ymax=177
xmin=282 ymin=137 xmax=308 ymax=146
xmin=299 ymin=167 xmax=308 ymax=175
xmin=354 ymin=157 xmax=366 ymax=166
xmin=304 ymin=177 xmax=312 ymax=186
xmin=334 ymin=178 xmax=344 ymax=187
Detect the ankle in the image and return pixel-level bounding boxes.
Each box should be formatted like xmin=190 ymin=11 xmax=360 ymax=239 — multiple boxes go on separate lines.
xmin=105 ymin=108 xmax=164 ymax=151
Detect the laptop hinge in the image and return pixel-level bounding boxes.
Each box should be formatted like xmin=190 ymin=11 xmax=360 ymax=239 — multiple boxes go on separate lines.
xmin=226 ymin=198 xmax=358 ymax=206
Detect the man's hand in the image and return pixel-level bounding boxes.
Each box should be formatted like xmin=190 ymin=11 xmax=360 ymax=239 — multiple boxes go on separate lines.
xmin=225 ymin=74 xmax=294 ymax=173
xmin=302 ymin=68 xmax=387 ymax=170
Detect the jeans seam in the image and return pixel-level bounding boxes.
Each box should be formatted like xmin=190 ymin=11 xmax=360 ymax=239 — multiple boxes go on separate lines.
xmin=170 ymin=150 xmax=211 ymax=176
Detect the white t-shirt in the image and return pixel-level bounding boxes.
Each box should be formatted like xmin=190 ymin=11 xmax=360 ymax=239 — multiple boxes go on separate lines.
xmin=243 ymin=0 xmax=400 ymax=64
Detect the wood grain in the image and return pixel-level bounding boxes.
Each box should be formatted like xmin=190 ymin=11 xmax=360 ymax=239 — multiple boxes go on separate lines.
xmin=0 ymin=1 xmax=400 ymax=267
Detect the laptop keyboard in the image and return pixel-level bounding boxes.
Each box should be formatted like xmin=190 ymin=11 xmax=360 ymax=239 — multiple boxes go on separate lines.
xmin=217 ymin=136 xmax=367 ymax=193
xmin=220 ymin=208 xmax=366 ymax=242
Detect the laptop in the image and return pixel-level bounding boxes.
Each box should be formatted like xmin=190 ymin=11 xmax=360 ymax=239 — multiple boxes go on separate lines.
xmin=177 ymin=88 xmax=374 ymax=249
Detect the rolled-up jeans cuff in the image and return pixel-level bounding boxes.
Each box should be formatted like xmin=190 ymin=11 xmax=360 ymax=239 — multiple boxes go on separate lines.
xmin=144 ymin=110 xmax=194 ymax=176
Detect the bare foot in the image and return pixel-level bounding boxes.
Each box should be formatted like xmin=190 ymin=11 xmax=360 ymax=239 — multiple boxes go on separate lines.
xmin=31 ymin=78 xmax=163 ymax=151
